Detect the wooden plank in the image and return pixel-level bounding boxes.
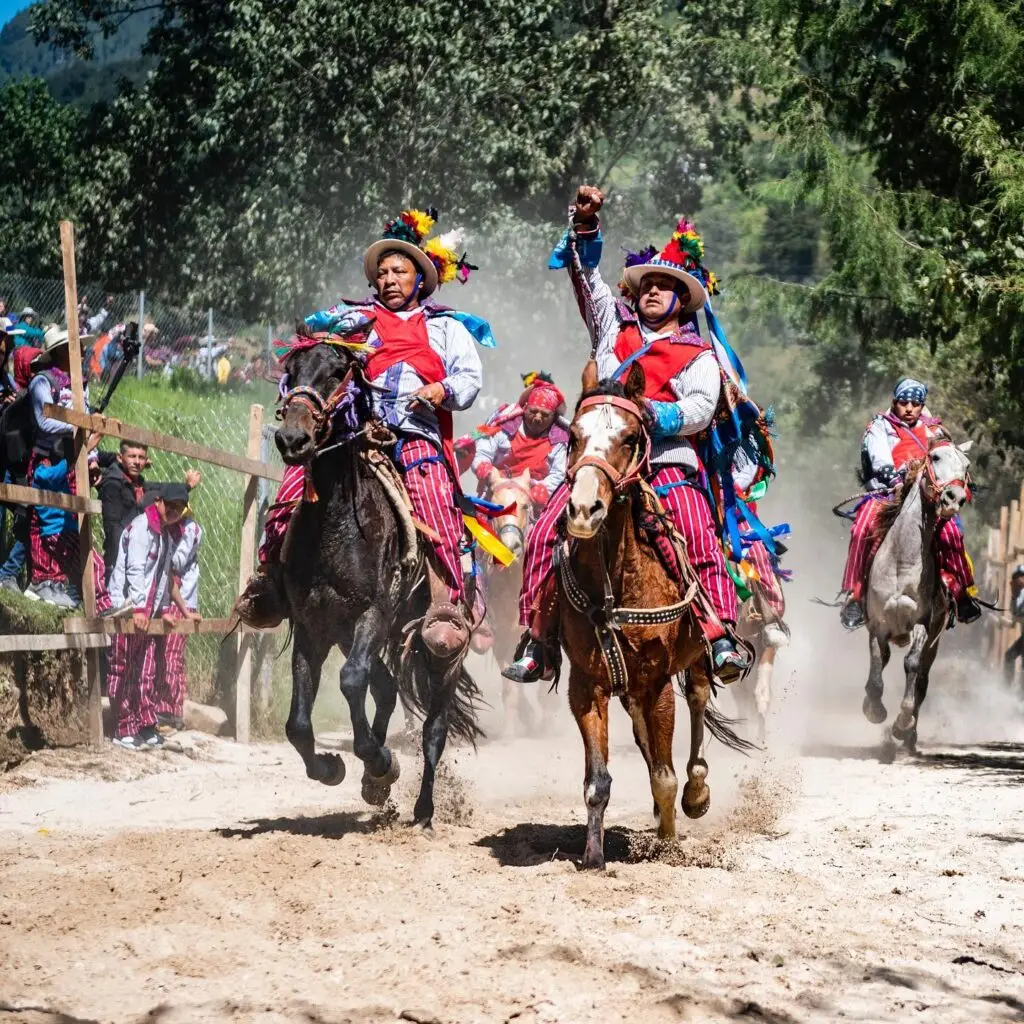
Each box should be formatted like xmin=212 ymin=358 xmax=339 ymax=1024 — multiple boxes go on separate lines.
xmin=60 ymin=219 xmax=103 ymax=749
xmin=234 ymin=403 xmax=263 ymax=744
xmin=0 ymin=482 xmax=101 ymax=515
xmin=64 ymin=616 xmax=239 ymax=635
xmin=42 ymin=404 xmax=284 ymax=483
xmin=0 ymin=633 xmax=109 ymax=653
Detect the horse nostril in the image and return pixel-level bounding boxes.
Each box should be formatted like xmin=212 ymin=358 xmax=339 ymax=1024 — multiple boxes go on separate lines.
xmin=589 ymin=500 xmax=602 ymax=517
xmin=568 ymin=501 xmax=578 ymax=519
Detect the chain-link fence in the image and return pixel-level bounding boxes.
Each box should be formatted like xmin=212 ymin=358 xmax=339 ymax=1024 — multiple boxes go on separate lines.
xmin=0 ymin=273 xmax=280 ymax=387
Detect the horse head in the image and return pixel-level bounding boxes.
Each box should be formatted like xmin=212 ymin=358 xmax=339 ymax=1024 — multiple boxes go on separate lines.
xmin=921 ymin=438 xmax=973 ymax=518
xmin=565 ymin=359 xmax=649 ymax=539
xmin=489 ymin=470 xmax=532 ymax=560
xmin=275 ymin=324 xmax=366 ymax=465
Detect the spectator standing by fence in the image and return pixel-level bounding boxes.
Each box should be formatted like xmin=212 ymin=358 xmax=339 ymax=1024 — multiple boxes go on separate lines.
xmin=24 ymin=326 xmax=99 ymax=608
xmin=96 ymin=440 xmax=201 ymax=583
xmin=13 ymin=308 xmax=44 ymax=347
xmin=157 ymin=515 xmax=202 ymax=731
xmin=106 ymin=484 xmax=191 ymax=749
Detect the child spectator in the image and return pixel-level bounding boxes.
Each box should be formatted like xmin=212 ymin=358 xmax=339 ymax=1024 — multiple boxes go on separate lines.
xmin=96 ymin=440 xmax=201 ymax=582
xmin=157 ymin=515 xmax=202 ymax=731
xmin=106 ymin=483 xmax=191 ymax=750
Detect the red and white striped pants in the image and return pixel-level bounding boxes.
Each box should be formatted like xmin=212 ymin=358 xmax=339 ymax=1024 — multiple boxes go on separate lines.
xmin=842 ymin=496 xmax=974 ymax=600
xmin=156 ymin=605 xmax=188 ymax=719
xmin=258 ymin=439 xmax=466 ymax=602
xmin=108 ymin=633 xmax=164 ymax=738
xmin=519 ymin=466 xmax=738 ymax=630
xmin=743 ymin=535 xmax=786 ymax=619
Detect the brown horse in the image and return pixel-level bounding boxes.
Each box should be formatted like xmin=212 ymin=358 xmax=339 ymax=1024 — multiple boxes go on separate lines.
xmin=482 ymin=472 xmax=560 ymax=736
xmin=559 ymin=360 xmax=749 ymax=870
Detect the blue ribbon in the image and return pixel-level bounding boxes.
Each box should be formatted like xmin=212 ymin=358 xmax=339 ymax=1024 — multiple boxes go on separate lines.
xmin=441 ymin=310 xmax=497 ymax=349
xmin=704 ymin=301 xmax=748 ymax=393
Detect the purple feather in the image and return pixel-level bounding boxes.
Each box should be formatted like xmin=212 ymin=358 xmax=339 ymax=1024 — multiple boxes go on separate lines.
xmin=623 ymin=245 xmax=657 ymax=268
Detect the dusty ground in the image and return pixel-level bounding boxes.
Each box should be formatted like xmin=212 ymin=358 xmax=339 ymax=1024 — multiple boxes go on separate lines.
xmin=2 ymin=640 xmax=1024 ymax=1024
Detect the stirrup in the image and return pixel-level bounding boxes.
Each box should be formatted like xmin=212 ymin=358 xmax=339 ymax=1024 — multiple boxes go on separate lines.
xmin=840 ymin=598 xmax=866 ymax=631
xmin=502 ymin=632 xmax=554 ymax=684
xmin=711 ymin=637 xmax=748 ymax=684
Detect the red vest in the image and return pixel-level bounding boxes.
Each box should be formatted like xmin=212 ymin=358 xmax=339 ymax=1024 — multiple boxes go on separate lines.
xmin=612 ymin=324 xmax=710 ymax=401
xmin=502 ymin=429 xmax=553 ymax=480
xmin=888 ymin=417 xmax=931 ymax=469
xmin=364 ymin=306 xmax=457 ymax=477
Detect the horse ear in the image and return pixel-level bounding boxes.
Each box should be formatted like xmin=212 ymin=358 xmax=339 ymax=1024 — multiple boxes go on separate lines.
xmin=958 ymin=440 xmax=974 ymax=453
xmin=624 ymin=362 xmax=646 ymax=403
xmin=581 ymin=359 xmax=599 ymax=392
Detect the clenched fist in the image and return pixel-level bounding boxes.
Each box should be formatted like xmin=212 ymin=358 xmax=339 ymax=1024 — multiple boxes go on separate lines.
xmin=573 ymin=185 xmax=604 ymax=228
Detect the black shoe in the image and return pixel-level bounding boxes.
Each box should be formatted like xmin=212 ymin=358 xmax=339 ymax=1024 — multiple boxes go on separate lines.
xmin=840 ymin=599 xmax=866 ymax=631
xmin=956 ymin=595 xmax=982 ymax=624
xmin=138 ymin=725 xmax=165 ymax=749
xmin=711 ymin=637 xmax=749 ymax=683
xmin=502 ymin=632 xmax=551 ymax=683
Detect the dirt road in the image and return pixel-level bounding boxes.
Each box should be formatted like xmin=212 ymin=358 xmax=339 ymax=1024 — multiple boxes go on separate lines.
xmin=2 ymin=647 xmax=1024 ymax=1024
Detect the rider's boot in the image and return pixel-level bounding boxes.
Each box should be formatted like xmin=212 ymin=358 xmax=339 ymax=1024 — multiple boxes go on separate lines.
xmin=502 ymin=630 xmax=559 ymax=683
xmin=839 ymin=592 xmax=866 ymax=631
xmin=955 ymin=594 xmax=982 ymax=624
xmin=711 ymin=636 xmax=750 ymax=684
xmin=234 ymin=564 xmax=287 ymax=629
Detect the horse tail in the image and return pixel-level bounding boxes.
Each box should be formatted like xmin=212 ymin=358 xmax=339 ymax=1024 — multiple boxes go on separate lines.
xmin=393 ymin=642 xmax=485 ymax=747
xmin=704 ymin=702 xmax=759 ymax=754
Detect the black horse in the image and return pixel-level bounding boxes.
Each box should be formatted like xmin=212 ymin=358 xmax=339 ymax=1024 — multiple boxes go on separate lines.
xmin=274 ymin=332 xmax=481 ymax=829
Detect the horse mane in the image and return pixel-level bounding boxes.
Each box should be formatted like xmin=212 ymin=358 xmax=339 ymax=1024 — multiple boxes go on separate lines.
xmin=870 ymin=459 xmax=927 ymax=544
xmin=576 ymin=377 xmax=627 ymax=410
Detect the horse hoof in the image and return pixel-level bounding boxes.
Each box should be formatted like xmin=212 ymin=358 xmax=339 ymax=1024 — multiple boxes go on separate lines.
xmin=361 ymin=752 xmax=401 ymax=806
xmin=682 ymin=781 xmax=711 ymax=819
xmin=893 ymin=710 xmax=916 ymax=737
xmin=411 ymin=818 xmax=435 ymax=838
xmin=580 ymin=849 xmax=606 ymax=871
xmin=902 ymin=729 xmax=918 ymax=754
xmin=316 ymin=753 xmax=346 ymax=787
xmin=863 ymin=695 xmax=887 ymax=725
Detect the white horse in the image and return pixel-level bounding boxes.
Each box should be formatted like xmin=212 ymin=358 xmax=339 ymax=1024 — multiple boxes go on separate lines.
xmin=861 ymin=438 xmax=973 ymax=756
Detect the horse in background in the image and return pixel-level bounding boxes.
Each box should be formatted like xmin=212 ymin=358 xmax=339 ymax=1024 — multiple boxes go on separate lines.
xmin=476 ymin=471 xmax=560 ymax=736
xmin=273 ymin=332 xmax=481 ymax=830
xmin=557 ymin=359 xmax=751 ymax=870
xmin=860 ymin=438 xmax=973 ymax=758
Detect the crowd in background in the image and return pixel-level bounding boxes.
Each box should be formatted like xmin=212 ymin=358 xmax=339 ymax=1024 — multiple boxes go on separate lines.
xmin=0 ymin=303 xmax=208 ymax=750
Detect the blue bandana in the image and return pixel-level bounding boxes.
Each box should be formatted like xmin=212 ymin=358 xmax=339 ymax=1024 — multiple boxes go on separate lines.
xmin=893 ymin=377 xmax=927 ymax=404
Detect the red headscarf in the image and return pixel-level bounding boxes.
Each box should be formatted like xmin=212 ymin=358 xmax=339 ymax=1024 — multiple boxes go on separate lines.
xmin=520 ymin=381 xmax=565 ymax=414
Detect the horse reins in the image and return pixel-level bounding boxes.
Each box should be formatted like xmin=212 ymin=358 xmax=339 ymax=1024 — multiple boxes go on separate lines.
xmin=278 ymin=367 xmax=355 ymax=446
xmin=565 ymin=394 xmax=651 ymax=495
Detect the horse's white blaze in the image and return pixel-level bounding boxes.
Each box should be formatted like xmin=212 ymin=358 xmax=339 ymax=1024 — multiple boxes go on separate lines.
xmin=930 ymin=443 xmax=972 ymax=514
xmin=568 ymin=405 xmax=629 ymax=536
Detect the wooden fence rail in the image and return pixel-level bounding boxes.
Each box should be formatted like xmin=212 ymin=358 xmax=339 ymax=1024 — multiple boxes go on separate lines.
xmin=982 ymin=479 xmax=1024 ymax=675
xmin=1 ymin=220 xmax=277 ymax=748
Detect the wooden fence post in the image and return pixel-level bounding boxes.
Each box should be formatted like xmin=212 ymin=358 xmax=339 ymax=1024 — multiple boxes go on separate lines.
xmin=234 ymin=404 xmax=263 ymax=742
xmin=60 ymin=221 xmax=103 ymax=748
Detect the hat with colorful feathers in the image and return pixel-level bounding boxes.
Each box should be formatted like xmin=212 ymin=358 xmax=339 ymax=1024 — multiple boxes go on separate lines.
xmin=363 ymin=208 xmax=475 ymax=298
xmin=620 ymin=218 xmax=719 ymax=315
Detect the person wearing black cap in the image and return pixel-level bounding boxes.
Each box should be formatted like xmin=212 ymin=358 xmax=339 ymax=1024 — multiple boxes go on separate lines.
xmin=106 ymin=482 xmax=192 ymax=750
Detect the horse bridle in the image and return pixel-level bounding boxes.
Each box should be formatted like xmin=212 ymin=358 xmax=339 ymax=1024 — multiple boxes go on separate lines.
xmin=565 ymin=394 xmax=651 ymax=494
xmin=915 ymin=440 xmax=972 ymax=509
xmin=490 ymin=477 xmax=533 ymax=551
xmin=278 ymin=366 xmax=356 ymax=447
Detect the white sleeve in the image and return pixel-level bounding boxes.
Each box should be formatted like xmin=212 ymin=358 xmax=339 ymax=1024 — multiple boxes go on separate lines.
xmin=666 ymin=351 xmax=721 ymax=436
xmin=864 ymin=417 xmax=895 ymax=474
xmin=540 ymin=441 xmax=568 ymax=493
xmin=472 ymin=431 xmax=509 ymax=471
xmin=439 ymin=319 xmax=482 ymax=412
xmin=29 ymin=376 xmax=75 ymax=435
xmin=124 ymin=519 xmax=155 ymax=611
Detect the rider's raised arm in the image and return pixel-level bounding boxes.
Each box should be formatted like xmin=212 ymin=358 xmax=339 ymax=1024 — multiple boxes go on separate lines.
xmin=435 ymin=317 xmax=483 ymax=412
xmin=659 ymin=350 xmax=721 ymax=438
xmin=549 ymin=223 xmax=619 ymax=370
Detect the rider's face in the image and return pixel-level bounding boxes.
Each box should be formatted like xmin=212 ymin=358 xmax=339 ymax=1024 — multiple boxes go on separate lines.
xmin=893 ymin=398 xmax=923 ymax=426
xmin=375 ymin=254 xmax=420 ymax=312
xmin=523 ymin=405 xmax=556 ymax=437
xmin=637 ymin=273 xmax=686 ymax=325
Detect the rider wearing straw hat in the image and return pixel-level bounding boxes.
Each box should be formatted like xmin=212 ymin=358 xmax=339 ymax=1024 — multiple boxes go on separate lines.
xmin=839 ymin=375 xmax=979 ymax=629
xmin=237 ymin=208 xmax=494 ymax=657
xmin=505 ymin=185 xmax=748 ymax=684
